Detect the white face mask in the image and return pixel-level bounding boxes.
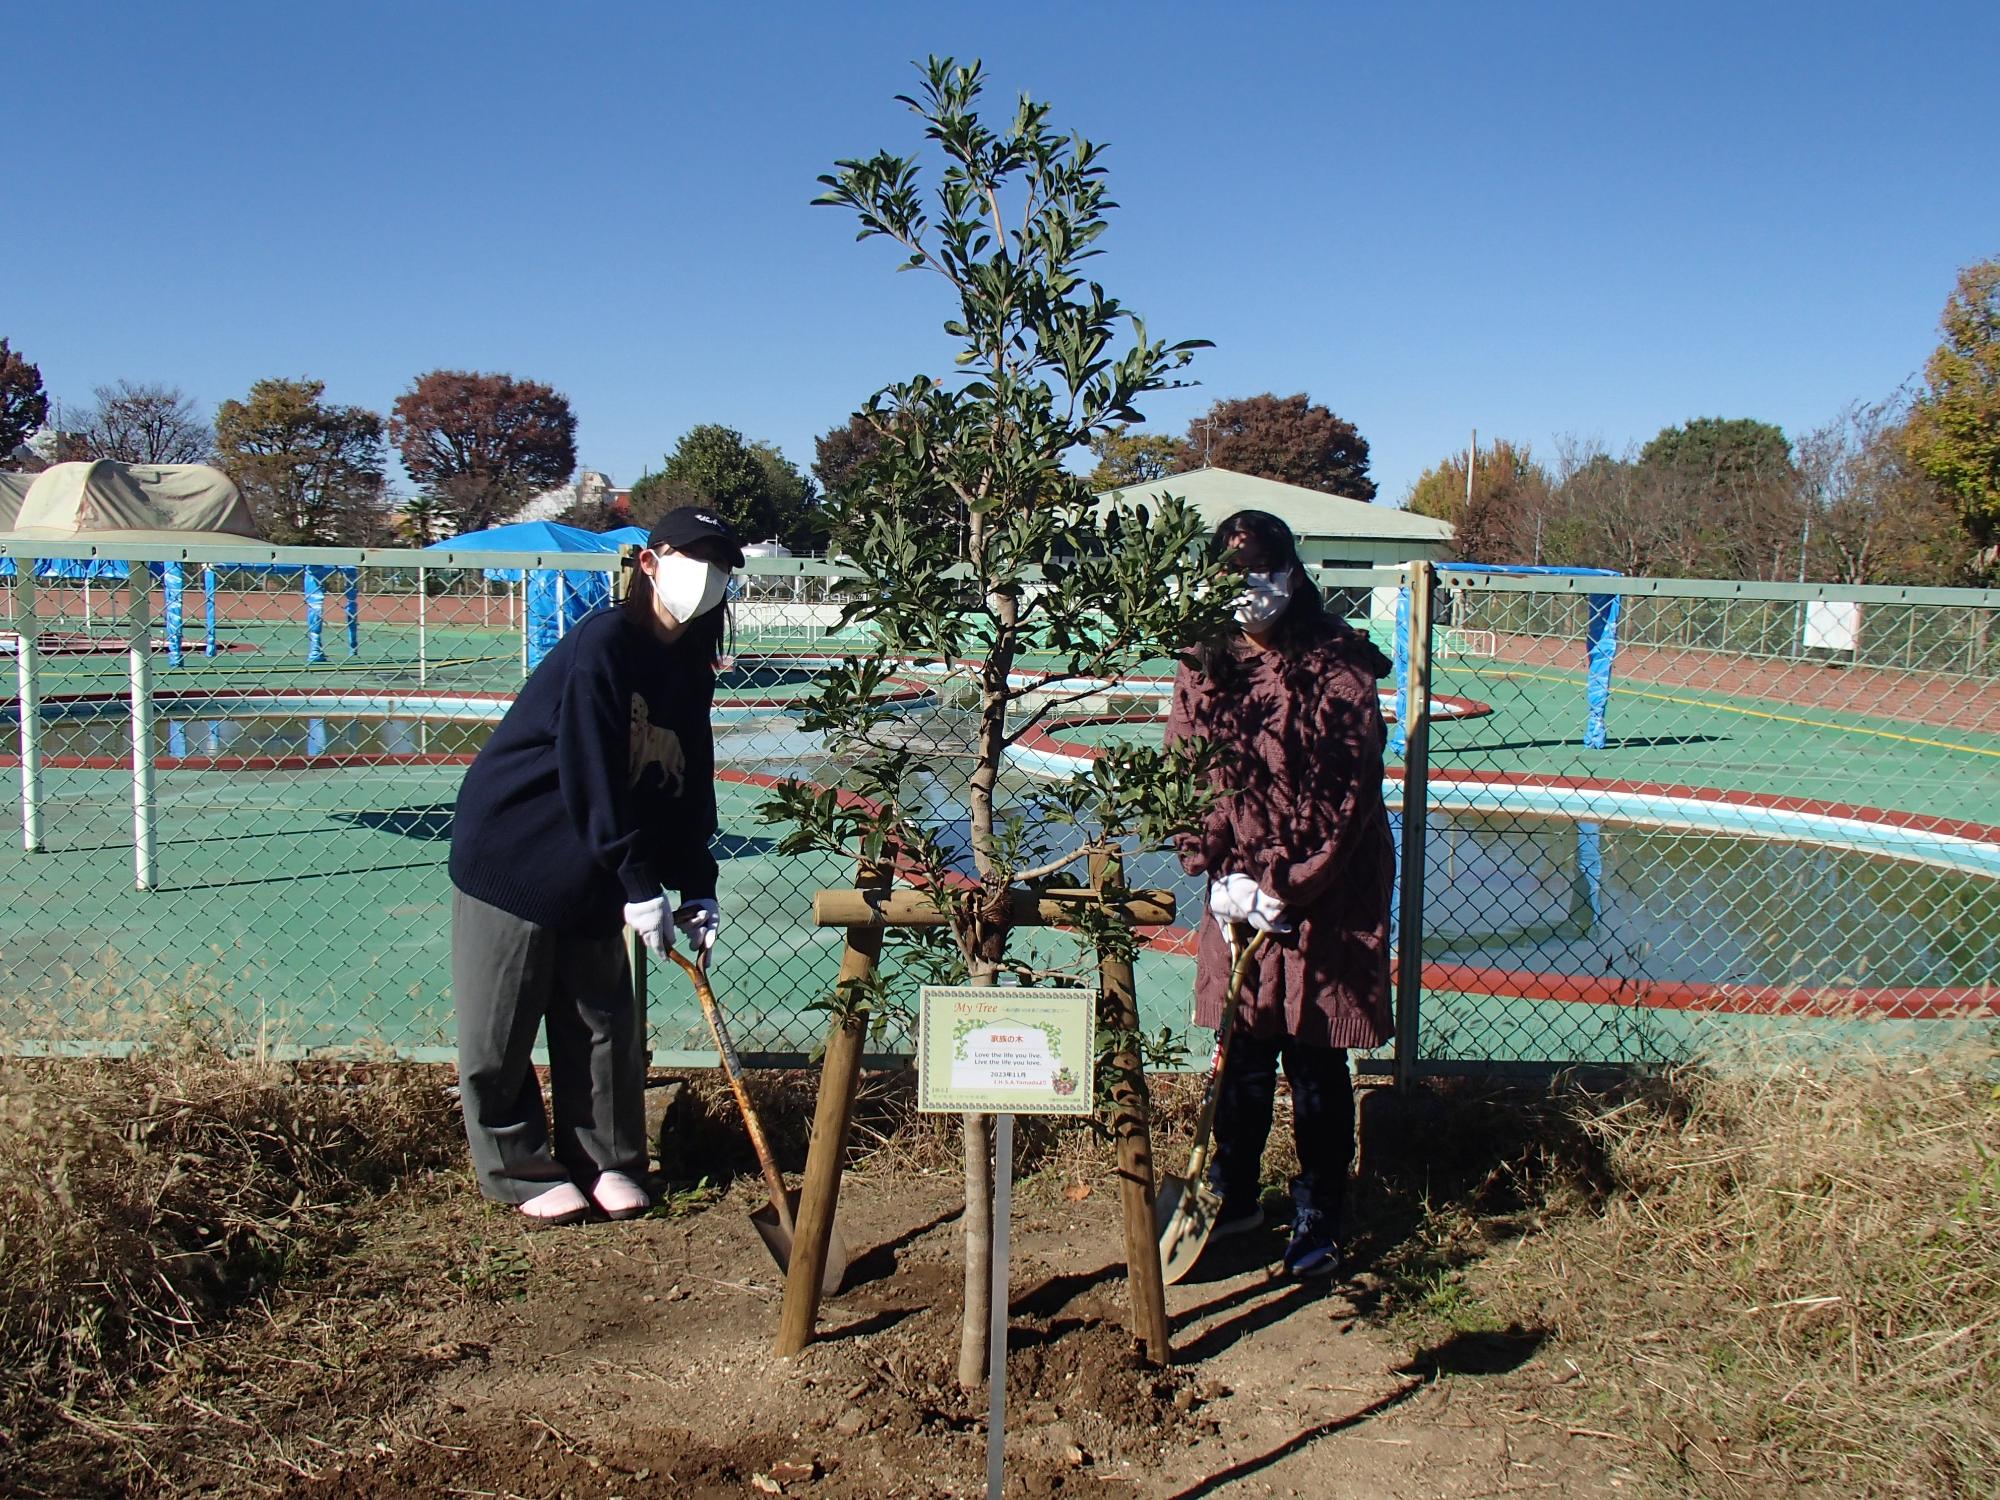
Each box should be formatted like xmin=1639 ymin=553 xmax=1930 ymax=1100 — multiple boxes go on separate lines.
xmin=648 ymin=550 xmax=729 ymax=627
xmin=1234 ymin=569 xmax=1294 ymax=630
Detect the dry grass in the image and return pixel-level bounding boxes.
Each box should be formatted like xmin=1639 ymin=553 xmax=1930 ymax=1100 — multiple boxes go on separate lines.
xmin=1474 ymin=1042 xmax=2000 ymax=1498
xmin=0 ymin=1029 xmax=461 ymax=1486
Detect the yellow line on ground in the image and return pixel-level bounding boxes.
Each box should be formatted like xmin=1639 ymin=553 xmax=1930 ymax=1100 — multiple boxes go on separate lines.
xmin=1477 ymin=668 xmax=2000 ymax=758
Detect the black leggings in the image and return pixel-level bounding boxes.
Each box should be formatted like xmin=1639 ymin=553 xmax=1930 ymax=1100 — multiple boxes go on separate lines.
xmin=1208 ymin=1033 xmax=1353 ymax=1225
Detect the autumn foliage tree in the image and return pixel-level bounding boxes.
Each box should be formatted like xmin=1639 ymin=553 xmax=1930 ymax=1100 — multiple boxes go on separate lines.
xmin=1797 ymin=400 xmax=1970 ymax=585
xmin=214 ymin=378 xmax=388 ymax=544
xmin=1183 ymin=392 xmax=1376 ymax=499
xmin=1085 ymin=424 xmax=1182 ymax=491
xmin=812 ymin=412 xmax=885 ymax=505
xmin=1905 ymin=255 xmax=2000 ymax=569
xmin=1407 ymin=440 xmax=1555 ymax=563
xmin=389 ymin=370 xmax=576 ymax=534
xmin=0 ymin=338 xmax=50 ymax=457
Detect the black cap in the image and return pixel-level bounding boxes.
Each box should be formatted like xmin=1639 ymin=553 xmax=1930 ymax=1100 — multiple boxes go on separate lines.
xmin=646 ymin=505 xmax=745 ymax=569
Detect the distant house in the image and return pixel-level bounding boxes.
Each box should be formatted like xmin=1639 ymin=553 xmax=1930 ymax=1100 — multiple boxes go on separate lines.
xmin=1093 ymin=465 xmax=1453 ymax=566
xmin=511 ymin=469 xmax=632 ymax=525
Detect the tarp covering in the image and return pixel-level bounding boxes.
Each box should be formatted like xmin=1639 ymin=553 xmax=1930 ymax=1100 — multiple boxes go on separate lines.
xmin=0 ymin=473 xmax=34 ymax=577
xmin=0 ymin=472 xmax=33 ymax=529
xmin=426 ymin=521 xmax=618 ymax=668
xmin=6 ymin=461 xmax=261 ymax=543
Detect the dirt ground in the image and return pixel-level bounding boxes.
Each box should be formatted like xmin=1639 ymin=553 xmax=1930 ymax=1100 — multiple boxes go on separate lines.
xmin=1 ymin=1071 xmax=1649 ymax=1500
xmin=210 ymin=1120 xmax=1627 ymax=1500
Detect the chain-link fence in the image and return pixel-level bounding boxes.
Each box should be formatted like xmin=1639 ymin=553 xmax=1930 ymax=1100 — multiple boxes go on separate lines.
xmin=1410 ymin=565 xmax=2000 ymax=1071
xmin=4 ymin=540 xmax=1995 ymax=1073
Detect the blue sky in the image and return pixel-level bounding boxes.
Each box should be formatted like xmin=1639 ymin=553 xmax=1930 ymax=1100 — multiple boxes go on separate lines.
xmin=6 ymin=1 xmax=1996 ymax=508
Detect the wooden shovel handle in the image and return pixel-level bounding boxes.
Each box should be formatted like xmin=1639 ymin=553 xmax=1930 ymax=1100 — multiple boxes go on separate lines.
xmin=667 ymin=947 xmax=795 ymax=1233
xmin=1182 ymin=923 xmax=1265 ymax=1182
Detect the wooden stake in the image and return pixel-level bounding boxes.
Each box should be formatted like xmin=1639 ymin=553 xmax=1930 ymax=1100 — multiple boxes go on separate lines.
xmin=775 ymin=861 xmax=888 ymax=1358
xmin=1092 ymin=852 xmax=1171 ymax=1365
xmin=812 ymin=886 xmax=1175 ymax=930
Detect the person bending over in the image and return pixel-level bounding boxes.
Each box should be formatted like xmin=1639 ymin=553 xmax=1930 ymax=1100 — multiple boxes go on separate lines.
xmin=449 ymin=506 xmax=743 ymax=1226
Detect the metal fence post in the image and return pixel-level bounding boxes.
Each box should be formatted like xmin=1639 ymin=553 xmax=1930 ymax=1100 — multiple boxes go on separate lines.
xmin=417 ymin=566 xmax=429 ymax=687
xmin=128 ymin=565 xmax=158 ymax=890
xmin=1393 ymin=558 xmax=1434 ymax=1088
xmin=15 ymin=570 xmax=42 ymax=853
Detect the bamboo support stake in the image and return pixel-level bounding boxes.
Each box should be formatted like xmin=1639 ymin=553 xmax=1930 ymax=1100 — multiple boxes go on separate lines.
xmin=1394 ymin=558 xmax=1435 ymax=1088
xmin=776 ymin=861 xmax=890 ymax=1358
xmin=1092 ymin=852 xmax=1170 ymax=1365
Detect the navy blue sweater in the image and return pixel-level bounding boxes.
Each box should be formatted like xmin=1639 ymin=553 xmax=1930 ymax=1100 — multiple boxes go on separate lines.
xmin=450 ymin=607 xmax=720 ymax=934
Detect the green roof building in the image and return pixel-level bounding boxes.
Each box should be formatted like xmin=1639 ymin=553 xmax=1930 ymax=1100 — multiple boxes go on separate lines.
xmin=1093 ymin=465 xmax=1453 ymax=565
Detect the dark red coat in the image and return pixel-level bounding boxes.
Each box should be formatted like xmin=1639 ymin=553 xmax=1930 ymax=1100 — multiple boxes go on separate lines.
xmin=1164 ymin=620 xmax=1395 ymax=1050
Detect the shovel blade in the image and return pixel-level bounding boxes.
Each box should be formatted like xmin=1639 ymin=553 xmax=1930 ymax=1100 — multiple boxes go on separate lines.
xmin=750 ymin=1191 xmax=849 ymax=1297
xmin=1155 ymin=1174 xmax=1223 ymax=1285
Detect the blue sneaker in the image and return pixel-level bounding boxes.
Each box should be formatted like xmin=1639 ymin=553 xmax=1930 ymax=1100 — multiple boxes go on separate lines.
xmin=1283 ymin=1205 xmax=1341 ymax=1279
xmin=1282 ymin=1235 xmax=1341 ymax=1279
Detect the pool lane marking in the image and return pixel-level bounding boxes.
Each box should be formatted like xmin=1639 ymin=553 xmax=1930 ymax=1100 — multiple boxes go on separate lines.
xmin=1469 ymin=667 xmax=2000 ymax=759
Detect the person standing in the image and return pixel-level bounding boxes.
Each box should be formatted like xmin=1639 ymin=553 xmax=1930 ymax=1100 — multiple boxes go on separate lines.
xmin=1165 ymin=509 xmax=1395 ymax=1277
xmin=448 ymin=507 xmax=744 ymax=1226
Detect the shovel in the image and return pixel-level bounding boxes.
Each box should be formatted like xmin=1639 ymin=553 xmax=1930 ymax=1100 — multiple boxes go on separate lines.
xmin=1156 ymin=922 xmax=1266 ymax=1285
xmin=667 ymin=946 xmax=849 ymax=1295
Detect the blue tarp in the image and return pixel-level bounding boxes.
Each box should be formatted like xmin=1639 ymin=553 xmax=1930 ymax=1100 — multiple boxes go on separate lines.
xmin=160 ymin=561 xmax=358 ymax=666
xmin=426 ymin=521 xmax=621 ymax=668
xmin=1393 ymin=564 xmax=1622 ymax=754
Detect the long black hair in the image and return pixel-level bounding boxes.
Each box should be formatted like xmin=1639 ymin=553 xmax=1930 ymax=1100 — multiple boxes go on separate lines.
xmin=1195 ymin=509 xmax=1331 ymax=676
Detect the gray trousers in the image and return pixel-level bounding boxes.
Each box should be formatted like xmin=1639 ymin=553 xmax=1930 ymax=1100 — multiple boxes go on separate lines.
xmin=451 ymin=888 xmax=648 ymax=1205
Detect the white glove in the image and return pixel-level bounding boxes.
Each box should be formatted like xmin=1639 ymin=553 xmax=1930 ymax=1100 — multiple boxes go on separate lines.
xmin=622 ymin=896 xmax=675 ymax=956
xmin=1208 ymin=875 xmax=1255 ymax=923
xmin=1210 ymin=872 xmax=1293 ymax=934
xmin=675 ymin=897 xmax=721 ymax=958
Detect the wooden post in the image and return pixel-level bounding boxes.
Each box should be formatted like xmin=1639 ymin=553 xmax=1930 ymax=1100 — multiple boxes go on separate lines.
xmin=784 ymin=878 xmax=1178 ymax=1363
xmin=776 ymin=861 xmax=888 ymax=1357
xmin=1092 ymin=852 xmax=1171 ymax=1364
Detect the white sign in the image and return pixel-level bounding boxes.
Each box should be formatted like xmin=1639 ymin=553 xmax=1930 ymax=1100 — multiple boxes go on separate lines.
xmin=952 ymin=1023 xmax=1057 ymax=1092
xmin=1802 ymin=599 xmax=1860 ymax=653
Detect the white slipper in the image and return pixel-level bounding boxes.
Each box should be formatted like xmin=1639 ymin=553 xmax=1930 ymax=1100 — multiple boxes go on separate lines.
xmin=589 ymin=1170 xmax=651 ymax=1220
xmin=518 ymin=1182 xmax=590 ymax=1227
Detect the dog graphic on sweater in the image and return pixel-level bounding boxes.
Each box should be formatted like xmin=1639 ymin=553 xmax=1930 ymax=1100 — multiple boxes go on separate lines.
xmin=628 ymin=694 xmax=685 ymax=797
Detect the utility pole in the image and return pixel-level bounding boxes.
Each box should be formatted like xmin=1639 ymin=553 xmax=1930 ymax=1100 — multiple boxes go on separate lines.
xmin=1465 ymin=428 xmax=1476 ymax=515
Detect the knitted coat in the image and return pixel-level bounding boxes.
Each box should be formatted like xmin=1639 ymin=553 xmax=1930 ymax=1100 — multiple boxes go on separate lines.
xmin=1164 ymin=619 xmax=1395 ymax=1050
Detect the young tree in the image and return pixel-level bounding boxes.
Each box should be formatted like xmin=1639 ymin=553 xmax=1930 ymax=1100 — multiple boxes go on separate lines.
xmin=1085 ymin=424 xmax=1181 ymax=491
xmin=213 ymin=377 xmax=388 ymax=545
xmin=773 ymin=58 xmax=1232 ymax=1386
xmin=1905 ymin=255 xmax=2000 ymax=568
xmin=1183 ymin=392 xmax=1376 ymax=500
xmin=0 ymin=338 xmax=50 ymax=457
xmin=389 ymin=371 xmax=577 ymax=534
xmin=74 ymin=380 xmax=212 ymax=464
